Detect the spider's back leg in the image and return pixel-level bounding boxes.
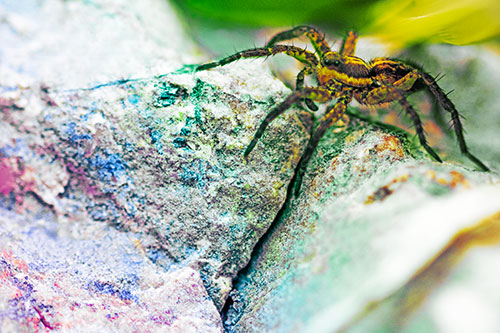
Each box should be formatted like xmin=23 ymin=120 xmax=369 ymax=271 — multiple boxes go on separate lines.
xmin=398 ymin=97 xmax=443 ymax=162
xmin=365 ymin=61 xmax=489 ymax=170
xmin=356 ymin=69 xmax=443 ymax=163
xmin=420 ymin=71 xmax=490 ymax=171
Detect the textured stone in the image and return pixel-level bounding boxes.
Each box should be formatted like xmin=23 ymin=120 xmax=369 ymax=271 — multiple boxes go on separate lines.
xmin=0 ymin=0 xmax=196 ymax=88
xmin=225 ymin=130 xmax=500 ymax=331
xmin=1 ymin=62 xmax=310 ymax=311
xmin=0 ymin=208 xmax=223 ymax=332
xmin=3 ymin=0 xmax=500 ymax=331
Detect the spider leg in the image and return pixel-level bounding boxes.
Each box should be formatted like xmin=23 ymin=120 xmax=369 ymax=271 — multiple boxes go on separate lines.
xmin=420 ymin=72 xmax=489 ymax=171
xmin=196 ymin=45 xmax=318 ymax=71
xmin=294 ymin=89 xmax=353 ymax=196
xmin=244 ymin=87 xmax=333 ymax=159
xmin=296 ymin=67 xmax=319 ymax=111
xmin=398 ymin=97 xmax=443 ymax=163
xmin=266 ymin=25 xmax=331 ymax=58
xmin=340 ymin=31 xmax=359 ymax=56
xmin=360 ymin=77 xmax=443 ymax=163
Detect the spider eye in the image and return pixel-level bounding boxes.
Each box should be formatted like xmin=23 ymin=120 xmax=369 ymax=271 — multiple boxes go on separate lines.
xmin=324 ymin=59 xmax=341 ymax=67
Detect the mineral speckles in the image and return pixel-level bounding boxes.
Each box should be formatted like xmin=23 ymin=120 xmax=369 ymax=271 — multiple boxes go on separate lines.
xmin=0 ymin=157 xmax=22 ymax=196
xmin=88 ymin=151 xmax=128 ymax=182
xmin=0 ymin=67 xmax=303 ymax=310
xmin=0 ymin=229 xmax=223 ymax=332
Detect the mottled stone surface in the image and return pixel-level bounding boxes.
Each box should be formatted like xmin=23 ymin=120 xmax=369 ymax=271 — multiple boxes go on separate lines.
xmin=223 ymin=43 xmax=500 ymax=331
xmin=1 ymin=0 xmax=235 ymax=330
xmin=225 ymin=155 xmax=500 ymax=331
xmin=1 ymin=62 xmax=310 ymax=311
xmin=3 ymin=0 xmax=500 ymax=332
xmin=0 ymin=0 xmax=196 ymax=88
xmin=0 ymin=209 xmax=223 ymax=332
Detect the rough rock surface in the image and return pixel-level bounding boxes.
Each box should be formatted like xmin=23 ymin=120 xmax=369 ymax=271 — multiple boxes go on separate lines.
xmin=2 ymin=0 xmax=500 ymax=332
xmin=1 ymin=64 xmax=309 ymax=309
xmin=226 ymin=143 xmax=500 ymax=331
xmin=223 ymin=44 xmax=500 ymax=332
xmin=0 ymin=0 xmax=195 ymax=88
xmin=0 ymin=209 xmax=223 ymax=332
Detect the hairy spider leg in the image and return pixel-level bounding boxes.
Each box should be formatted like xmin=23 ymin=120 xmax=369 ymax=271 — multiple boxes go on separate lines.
xmin=398 ymin=97 xmax=443 ymax=162
xmin=359 ymin=69 xmax=443 ymax=162
xmin=196 ymin=45 xmax=318 ymax=72
xmin=266 ymin=25 xmax=331 ymax=57
xmin=420 ymin=72 xmax=490 ymax=171
xmin=244 ymin=87 xmax=333 ymax=159
xmin=265 ymin=26 xmax=332 ymax=111
xmin=294 ymin=89 xmax=354 ymax=195
xmin=340 ymin=31 xmax=359 ymax=56
xmin=367 ymin=60 xmax=489 ymax=170
xmin=296 ymin=67 xmax=319 ymax=111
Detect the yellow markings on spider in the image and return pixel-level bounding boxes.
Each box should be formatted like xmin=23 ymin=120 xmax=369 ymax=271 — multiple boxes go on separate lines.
xmin=196 ymin=26 xmax=489 ymax=195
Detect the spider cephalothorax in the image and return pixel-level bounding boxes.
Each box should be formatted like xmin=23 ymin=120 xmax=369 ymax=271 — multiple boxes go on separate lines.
xmin=197 ymin=26 xmax=489 ymax=194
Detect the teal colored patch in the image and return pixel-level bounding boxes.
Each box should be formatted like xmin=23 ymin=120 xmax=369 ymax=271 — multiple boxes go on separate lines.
xmin=180 ymin=127 xmax=191 ymax=136
xmin=194 ymin=105 xmax=203 ymax=125
xmin=127 ymin=94 xmax=141 ymax=105
xmin=171 ymin=64 xmax=198 ymax=74
xmin=173 ymin=137 xmax=187 ymax=148
xmin=150 ymin=129 xmax=164 ymax=154
xmin=179 ymin=159 xmax=219 ymax=193
xmin=153 ymin=82 xmax=183 ymax=108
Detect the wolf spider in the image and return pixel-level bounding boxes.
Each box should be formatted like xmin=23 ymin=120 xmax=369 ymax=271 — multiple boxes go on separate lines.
xmin=197 ymin=26 xmax=489 ymax=195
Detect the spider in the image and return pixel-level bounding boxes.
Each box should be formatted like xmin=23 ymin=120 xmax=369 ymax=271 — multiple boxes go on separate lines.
xmin=196 ymin=26 xmax=489 ymax=195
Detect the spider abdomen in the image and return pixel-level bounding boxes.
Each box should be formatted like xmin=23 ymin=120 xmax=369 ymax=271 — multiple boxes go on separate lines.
xmin=369 ymin=58 xmax=414 ymax=85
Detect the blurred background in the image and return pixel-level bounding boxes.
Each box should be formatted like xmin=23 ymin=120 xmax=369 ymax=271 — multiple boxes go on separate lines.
xmin=171 ymin=0 xmax=500 ymax=54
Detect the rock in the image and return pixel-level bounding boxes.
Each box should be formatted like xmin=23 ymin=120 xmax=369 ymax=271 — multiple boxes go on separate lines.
xmin=0 ymin=208 xmax=223 ymax=332
xmin=1 ymin=61 xmax=311 ymax=313
xmin=223 ymin=42 xmax=500 ymax=331
xmin=0 ymin=0 xmax=196 ymax=88
xmin=225 ymin=124 xmax=500 ymax=331
xmin=3 ymin=0 xmax=500 ymax=331
xmin=1 ymin=0 xmax=311 ymax=313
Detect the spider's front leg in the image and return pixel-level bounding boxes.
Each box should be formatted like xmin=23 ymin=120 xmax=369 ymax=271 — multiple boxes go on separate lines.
xmin=340 ymin=31 xmax=359 ymax=56
xmin=296 ymin=67 xmax=319 ymax=111
xmin=294 ymin=89 xmax=353 ymax=196
xmin=244 ymin=87 xmax=333 ymax=160
xmin=266 ymin=25 xmax=331 ymax=57
xmin=196 ymin=45 xmax=318 ymax=71
xmin=291 ymin=29 xmax=358 ymax=111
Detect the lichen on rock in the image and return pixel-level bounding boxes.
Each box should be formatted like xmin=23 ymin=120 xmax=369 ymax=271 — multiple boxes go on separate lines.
xmin=3 ymin=0 xmax=500 ymax=331
xmin=1 ymin=60 xmax=312 ymax=311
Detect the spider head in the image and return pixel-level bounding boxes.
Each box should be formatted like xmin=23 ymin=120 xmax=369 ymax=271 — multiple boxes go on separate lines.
xmin=318 ymin=52 xmax=372 ymax=87
xmin=322 ymin=52 xmax=343 ymax=68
